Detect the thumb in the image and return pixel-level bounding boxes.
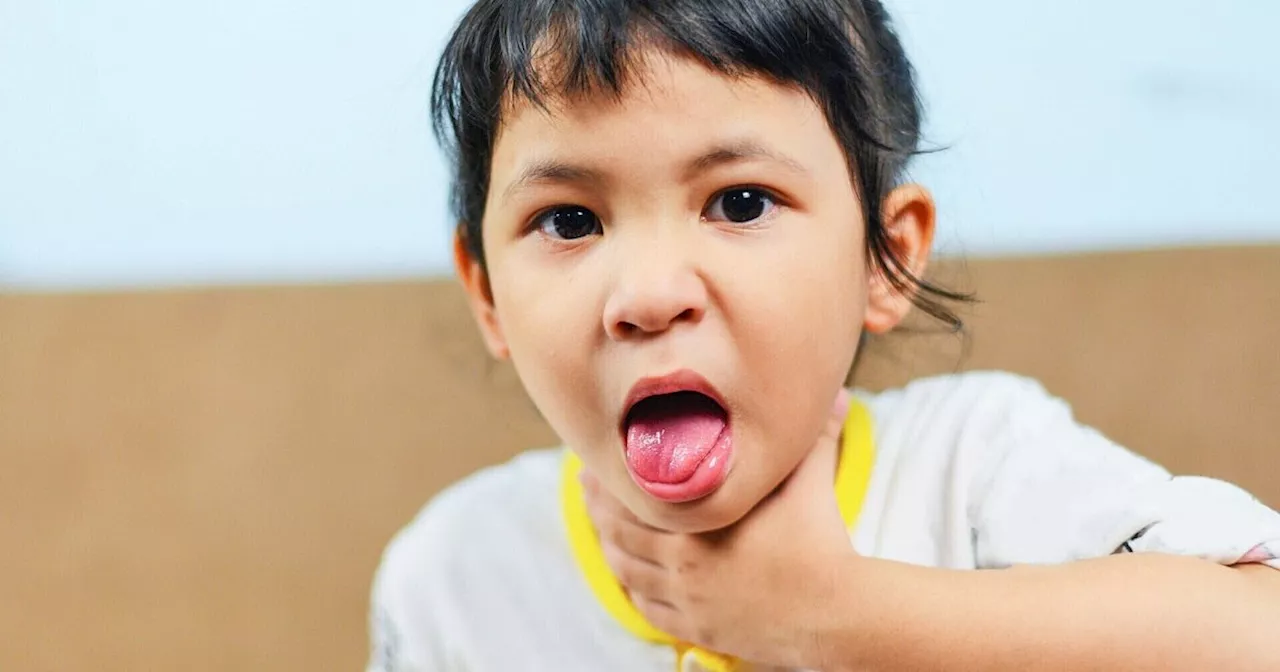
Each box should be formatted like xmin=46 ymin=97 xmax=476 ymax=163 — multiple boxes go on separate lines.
xmin=824 ymin=388 xmax=852 ymax=445
xmin=785 ymin=388 xmax=852 ymax=493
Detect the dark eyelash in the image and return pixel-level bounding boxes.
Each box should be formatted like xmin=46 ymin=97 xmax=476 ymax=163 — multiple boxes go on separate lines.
xmin=523 ymin=207 xmax=552 ymax=234
xmin=706 ymin=186 xmax=788 ymax=217
xmin=713 ymin=185 xmax=783 ymax=203
xmin=524 ymin=205 xmax=572 ymax=234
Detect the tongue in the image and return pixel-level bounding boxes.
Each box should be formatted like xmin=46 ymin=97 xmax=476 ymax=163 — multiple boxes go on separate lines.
xmin=625 ymin=393 xmax=727 ymax=484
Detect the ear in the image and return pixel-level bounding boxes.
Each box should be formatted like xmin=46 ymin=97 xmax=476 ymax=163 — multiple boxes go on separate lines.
xmin=454 ymin=229 xmax=511 ymax=360
xmin=863 ymin=184 xmax=936 ymax=335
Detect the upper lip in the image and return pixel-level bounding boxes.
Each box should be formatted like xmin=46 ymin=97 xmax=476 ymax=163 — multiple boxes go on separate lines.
xmin=621 ymin=369 xmax=728 ymax=425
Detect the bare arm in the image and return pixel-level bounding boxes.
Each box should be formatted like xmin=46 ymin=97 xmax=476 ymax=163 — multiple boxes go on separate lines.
xmin=817 ymin=555 xmax=1280 ymax=672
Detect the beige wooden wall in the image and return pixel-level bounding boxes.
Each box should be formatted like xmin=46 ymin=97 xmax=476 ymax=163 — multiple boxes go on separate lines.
xmin=1 ymin=246 xmax=1277 ymax=671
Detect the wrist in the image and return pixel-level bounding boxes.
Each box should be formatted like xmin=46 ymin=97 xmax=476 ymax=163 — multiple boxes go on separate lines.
xmin=802 ymin=556 xmax=952 ymax=672
xmin=792 ymin=551 xmax=886 ymax=671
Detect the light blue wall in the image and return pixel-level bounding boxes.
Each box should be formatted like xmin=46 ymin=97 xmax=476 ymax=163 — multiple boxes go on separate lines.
xmin=896 ymin=0 xmax=1280 ymax=255
xmin=1 ymin=0 xmax=1277 ymax=289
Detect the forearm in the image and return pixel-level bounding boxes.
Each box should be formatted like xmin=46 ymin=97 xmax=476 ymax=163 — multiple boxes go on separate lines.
xmin=811 ymin=554 xmax=1280 ymax=672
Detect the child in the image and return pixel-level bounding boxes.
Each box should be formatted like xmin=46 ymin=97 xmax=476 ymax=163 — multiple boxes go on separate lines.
xmin=368 ymin=0 xmax=1280 ymax=669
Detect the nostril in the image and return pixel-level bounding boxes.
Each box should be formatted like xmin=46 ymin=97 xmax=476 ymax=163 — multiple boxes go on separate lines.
xmin=604 ymin=285 xmax=706 ymax=339
xmin=611 ymin=309 xmax=699 ymax=339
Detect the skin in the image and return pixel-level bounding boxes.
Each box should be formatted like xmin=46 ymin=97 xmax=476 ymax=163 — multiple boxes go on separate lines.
xmin=456 ymin=51 xmax=930 ymax=534
xmin=583 ymin=463 xmax=1280 ymax=671
xmin=458 ymin=48 xmax=1280 ymax=670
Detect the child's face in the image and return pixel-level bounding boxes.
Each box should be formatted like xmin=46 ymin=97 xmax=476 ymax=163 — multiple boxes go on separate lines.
xmin=458 ymin=51 xmax=931 ymax=532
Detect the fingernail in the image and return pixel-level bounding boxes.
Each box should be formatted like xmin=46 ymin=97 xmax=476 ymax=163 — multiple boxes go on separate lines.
xmin=833 ymin=388 xmax=851 ymax=413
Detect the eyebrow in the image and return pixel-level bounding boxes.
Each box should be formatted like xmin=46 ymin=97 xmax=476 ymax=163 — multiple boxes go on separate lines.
xmin=500 ymin=140 xmax=810 ymax=203
xmin=682 ymin=140 xmax=811 ymax=181
xmin=501 ymin=159 xmax=607 ymax=203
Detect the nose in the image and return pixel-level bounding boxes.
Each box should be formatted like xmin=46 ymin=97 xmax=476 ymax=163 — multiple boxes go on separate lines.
xmin=602 ymin=239 xmax=708 ymax=341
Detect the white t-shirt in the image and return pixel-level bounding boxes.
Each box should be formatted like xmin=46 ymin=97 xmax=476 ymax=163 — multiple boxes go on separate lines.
xmin=367 ymin=372 xmax=1280 ymax=672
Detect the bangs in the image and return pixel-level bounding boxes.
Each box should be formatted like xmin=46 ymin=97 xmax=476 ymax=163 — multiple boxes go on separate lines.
xmin=433 ymin=0 xmax=911 ymax=154
xmin=502 ymin=1 xmax=836 ymax=107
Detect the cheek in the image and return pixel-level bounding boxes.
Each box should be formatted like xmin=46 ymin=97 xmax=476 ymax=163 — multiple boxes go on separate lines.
xmin=717 ymin=214 xmax=865 ymax=473
xmin=730 ymin=215 xmax=865 ymax=372
xmin=486 ymin=252 xmax=606 ymax=441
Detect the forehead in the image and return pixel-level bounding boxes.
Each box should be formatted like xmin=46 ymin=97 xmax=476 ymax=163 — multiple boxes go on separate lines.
xmin=490 ymin=51 xmax=845 ymax=180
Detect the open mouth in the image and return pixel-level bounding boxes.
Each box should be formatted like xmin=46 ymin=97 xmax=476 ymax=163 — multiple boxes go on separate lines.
xmin=621 ymin=373 xmax=734 ymax=503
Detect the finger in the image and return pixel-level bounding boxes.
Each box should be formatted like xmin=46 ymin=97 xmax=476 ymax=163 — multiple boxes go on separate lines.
xmin=629 ymin=592 xmax=686 ymax=638
xmin=785 ymin=389 xmax=850 ymax=492
xmin=596 ymin=512 xmax=670 ymax=563
xmin=601 ymin=543 xmax=673 ymax=603
xmin=826 ymin=388 xmax=853 ymax=442
xmin=580 ymin=469 xmax=669 ymax=532
xmin=586 ymin=500 xmax=670 ymax=564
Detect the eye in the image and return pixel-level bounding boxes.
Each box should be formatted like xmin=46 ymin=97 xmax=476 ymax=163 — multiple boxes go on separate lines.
xmin=704 ymin=187 xmax=779 ymax=225
xmin=532 ymin=206 xmax=602 ymax=241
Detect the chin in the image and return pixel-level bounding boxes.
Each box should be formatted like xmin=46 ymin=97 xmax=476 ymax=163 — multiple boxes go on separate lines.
xmin=631 ymin=481 xmax=761 ymax=534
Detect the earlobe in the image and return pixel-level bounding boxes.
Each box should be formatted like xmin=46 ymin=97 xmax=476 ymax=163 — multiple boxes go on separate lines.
xmin=863 ymin=184 xmax=937 ymax=335
xmin=454 ymin=229 xmax=511 ymax=360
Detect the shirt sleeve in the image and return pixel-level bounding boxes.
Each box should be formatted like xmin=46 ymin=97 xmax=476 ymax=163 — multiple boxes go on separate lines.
xmin=366 ymin=580 xmax=406 ymax=672
xmin=366 ymin=563 xmax=417 ymax=672
xmin=365 ymin=523 xmax=466 ymax=672
xmin=968 ymin=378 xmax=1280 ymax=571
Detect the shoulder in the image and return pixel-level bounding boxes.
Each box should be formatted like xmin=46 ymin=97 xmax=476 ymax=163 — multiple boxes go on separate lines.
xmin=853 ymin=371 xmax=1144 ymax=529
xmin=860 ymin=369 xmax=1055 ymax=411
xmin=370 ymin=448 xmax=567 ymax=625
xmin=853 ymin=372 xmax=1280 ymax=569
xmin=376 ymin=448 xmax=566 ymax=589
xmin=856 ymin=370 xmax=1068 ymax=449
xmin=857 ymin=370 xmax=1162 ymax=487
xmin=366 ymin=449 xmax=568 ymax=670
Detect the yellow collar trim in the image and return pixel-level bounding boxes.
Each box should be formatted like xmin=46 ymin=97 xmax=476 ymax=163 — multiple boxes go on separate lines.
xmin=560 ymin=397 xmax=876 ymax=670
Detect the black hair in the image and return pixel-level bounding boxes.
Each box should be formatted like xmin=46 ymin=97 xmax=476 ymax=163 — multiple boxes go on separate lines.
xmin=431 ymin=0 xmax=972 ymax=331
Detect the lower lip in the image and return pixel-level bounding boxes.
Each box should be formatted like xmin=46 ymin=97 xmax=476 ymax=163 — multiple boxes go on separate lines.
xmin=627 ymin=429 xmax=733 ymax=503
